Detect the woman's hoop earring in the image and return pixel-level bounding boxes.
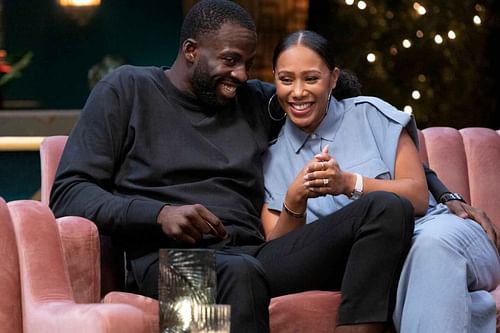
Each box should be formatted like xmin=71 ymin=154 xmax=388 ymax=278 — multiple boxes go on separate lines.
xmin=267 ymin=94 xmax=286 ymax=121
xmin=324 ymin=90 xmax=332 ymax=116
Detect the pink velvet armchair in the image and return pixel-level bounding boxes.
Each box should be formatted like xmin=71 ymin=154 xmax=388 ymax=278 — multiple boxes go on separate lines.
xmin=0 ymin=197 xmax=22 ymax=333
xmin=39 ymin=135 xmax=341 ymax=332
xmin=38 ymin=127 xmax=500 ymax=332
xmin=1 ymin=196 xmax=151 ymax=332
xmin=40 ymin=135 xmax=125 ymax=297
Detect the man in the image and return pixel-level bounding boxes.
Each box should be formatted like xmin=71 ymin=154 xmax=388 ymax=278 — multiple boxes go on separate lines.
xmin=50 ymin=1 xmax=496 ymax=332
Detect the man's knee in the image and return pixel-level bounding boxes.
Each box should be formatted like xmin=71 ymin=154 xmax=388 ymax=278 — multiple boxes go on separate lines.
xmin=216 ymin=252 xmax=270 ymax=301
xmin=215 ymin=252 xmax=271 ymax=332
xmin=413 ymin=215 xmax=478 ymax=254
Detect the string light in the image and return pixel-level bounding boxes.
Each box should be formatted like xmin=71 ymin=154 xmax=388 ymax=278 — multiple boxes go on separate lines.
xmin=413 ymin=2 xmax=427 ymax=15
xmin=402 ymin=39 xmax=412 ymax=48
xmin=403 ymin=106 xmax=413 ymax=114
xmin=336 ymin=1 xmax=490 ymax=124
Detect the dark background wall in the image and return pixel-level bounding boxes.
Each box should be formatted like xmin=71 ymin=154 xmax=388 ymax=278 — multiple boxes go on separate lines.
xmin=2 ymin=0 xmax=183 ymax=109
xmin=1 ymin=0 xmax=498 ymax=201
xmin=3 ymin=0 xmax=498 ymax=129
xmin=1 ymin=0 xmax=184 ymax=201
xmin=308 ymin=0 xmax=500 ymax=129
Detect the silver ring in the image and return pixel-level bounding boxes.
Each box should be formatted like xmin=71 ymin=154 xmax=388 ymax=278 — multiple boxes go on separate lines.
xmin=323 ymin=178 xmax=329 ymax=185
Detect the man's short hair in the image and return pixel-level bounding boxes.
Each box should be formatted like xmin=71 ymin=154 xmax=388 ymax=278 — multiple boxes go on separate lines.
xmin=180 ymin=0 xmax=256 ymax=45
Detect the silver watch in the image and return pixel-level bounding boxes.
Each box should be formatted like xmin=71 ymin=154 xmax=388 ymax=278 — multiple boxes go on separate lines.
xmin=350 ymin=173 xmax=363 ymax=200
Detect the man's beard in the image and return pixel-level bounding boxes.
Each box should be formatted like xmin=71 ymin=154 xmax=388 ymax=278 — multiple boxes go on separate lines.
xmin=192 ymin=61 xmax=226 ymax=108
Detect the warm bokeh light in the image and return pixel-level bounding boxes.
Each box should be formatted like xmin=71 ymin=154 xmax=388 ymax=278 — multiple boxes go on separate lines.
xmin=345 ymin=0 xmax=355 ymax=5
xmin=475 ymin=4 xmax=485 ymax=12
xmin=307 ymin=0 xmax=497 ymax=129
xmin=413 ymin=2 xmax=427 ymax=15
xmin=402 ymin=39 xmax=412 ymax=48
xmin=403 ymin=105 xmax=413 ymax=114
xmin=357 ymin=1 xmax=367 ymax=10
xmin=58 ymin=0 xmax=101 ymax=6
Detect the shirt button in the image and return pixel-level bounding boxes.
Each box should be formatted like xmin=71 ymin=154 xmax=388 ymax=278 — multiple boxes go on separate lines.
xmin=311 ymin=133 xmax=317 ymax=139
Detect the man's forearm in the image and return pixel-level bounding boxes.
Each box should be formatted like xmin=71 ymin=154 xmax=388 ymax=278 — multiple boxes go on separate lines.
xmin=424 ymin=164 xmax=450 ymax=202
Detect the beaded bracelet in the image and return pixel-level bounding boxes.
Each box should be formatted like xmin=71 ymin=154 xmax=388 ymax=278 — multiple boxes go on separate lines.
xmin=282 ymin=202 xmax=306 ymax=219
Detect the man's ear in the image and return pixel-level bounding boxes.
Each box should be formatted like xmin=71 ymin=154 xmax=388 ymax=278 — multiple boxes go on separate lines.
xmin=182 ymin=38 xmax=198 ymax=63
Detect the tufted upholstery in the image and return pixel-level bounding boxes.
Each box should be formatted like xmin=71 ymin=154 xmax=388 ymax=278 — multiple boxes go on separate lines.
xmin=8 ymin=200 xmax=150 ymax=332
xmin=0 ymin=197 xmax=22 ymax=333
xmin=420 ymin=127 xmax=500 ymax=332
xmin=34 ymin=128 xmax=500 ymax=332
xmin=40 ymin=135 xmax=125 ymax=297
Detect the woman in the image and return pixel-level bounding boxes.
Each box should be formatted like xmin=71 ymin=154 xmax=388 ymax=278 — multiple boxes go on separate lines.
xmin=262 ymin=30 xmax=500 ymax=332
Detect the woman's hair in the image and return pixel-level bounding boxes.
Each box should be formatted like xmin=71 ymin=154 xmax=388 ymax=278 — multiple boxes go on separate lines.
xmin=272 ymin=30 xmax=362 ymax=100
xmin=272 ymin=30 xmax=336 ymax=71
xmin=333 ymin=68 xmax=362 ymax=100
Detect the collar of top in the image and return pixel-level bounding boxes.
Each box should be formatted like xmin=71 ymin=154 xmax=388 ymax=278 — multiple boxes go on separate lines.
xmin=284 ymin=96 xmax=352 ymax=153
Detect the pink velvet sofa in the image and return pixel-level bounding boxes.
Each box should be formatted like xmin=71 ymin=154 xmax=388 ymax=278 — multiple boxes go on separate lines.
xmin=0 ymin=197 xmax=151 ymax=333
xmin=0 ymin=197 xmax=22 ymax=333
xmin=2 ymin=126 xmax=498 ymax=332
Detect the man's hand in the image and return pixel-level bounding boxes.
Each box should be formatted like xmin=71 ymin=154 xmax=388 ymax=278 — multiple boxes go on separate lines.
xmin=445 ymin=200 xmax=500 ymax=252
xmin=157 ymin=204 xmax=228 ymax=244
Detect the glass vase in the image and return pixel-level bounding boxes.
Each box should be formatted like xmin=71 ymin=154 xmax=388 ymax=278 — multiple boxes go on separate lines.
xmin=159 ymin=248 xmax=217 ymax=333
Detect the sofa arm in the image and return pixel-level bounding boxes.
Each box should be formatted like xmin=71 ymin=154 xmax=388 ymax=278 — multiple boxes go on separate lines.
xmin=269 ymin=290 xmax=341 ymax=333
xmin=28 ymin=301 xmax=148 ymax=333
xmin=57 ymin=216 xmax=101 ymax=304
xmin=8 ymin=200 xmax=149 ymax=333
xmin=103 ymin=291 xmax=159 ymax=333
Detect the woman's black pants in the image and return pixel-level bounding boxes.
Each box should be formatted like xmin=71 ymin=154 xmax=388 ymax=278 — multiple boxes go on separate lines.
xmin=134 ymin=191 xmax=415 ymax=333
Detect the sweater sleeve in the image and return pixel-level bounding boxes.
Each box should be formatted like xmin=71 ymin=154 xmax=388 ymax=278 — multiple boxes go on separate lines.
xmin=424 ymin=165 xmax=450 ymax=202
xmin=49 ymin=69 xmax=165 ymax=236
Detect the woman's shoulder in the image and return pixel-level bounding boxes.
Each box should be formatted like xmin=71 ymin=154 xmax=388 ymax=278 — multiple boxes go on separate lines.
xmin=342 ymin=95 xmax=411 ymax=126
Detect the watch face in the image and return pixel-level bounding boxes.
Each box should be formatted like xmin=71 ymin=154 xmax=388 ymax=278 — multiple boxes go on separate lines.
xmin=351 ymin=190 xmax=363 ymax=200
xmin=440 ymin=192 xmax=465 ymax=203
xmin=351 ymin=173 xmax=363 ymax=200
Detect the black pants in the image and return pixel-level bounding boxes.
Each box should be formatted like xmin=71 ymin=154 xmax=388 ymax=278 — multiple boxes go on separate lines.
xmin=130 ymin=191 xmax=414 ymax=333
